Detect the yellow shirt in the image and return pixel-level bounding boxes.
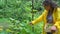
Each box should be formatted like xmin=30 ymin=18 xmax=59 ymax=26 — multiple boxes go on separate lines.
xmin=32 ymin=8 xmax=60 ymax=34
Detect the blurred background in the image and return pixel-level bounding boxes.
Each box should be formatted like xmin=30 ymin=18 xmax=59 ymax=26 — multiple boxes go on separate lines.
xmin=0 ymin=0 xmax=60 ymax=34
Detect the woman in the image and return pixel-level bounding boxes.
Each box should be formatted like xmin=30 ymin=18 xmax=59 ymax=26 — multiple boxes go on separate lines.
xmin=30 ymin=0 xmax=60 ymax=34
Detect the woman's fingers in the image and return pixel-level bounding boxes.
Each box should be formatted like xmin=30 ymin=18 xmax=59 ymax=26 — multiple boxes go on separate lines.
xmin=29 ymin=22 xmax=33 ymax=25
xmin=51 ymin=26 xmax=57 ymax=32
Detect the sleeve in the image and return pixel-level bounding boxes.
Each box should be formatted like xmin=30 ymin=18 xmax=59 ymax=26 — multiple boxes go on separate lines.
xmin=32 ymin=10 xmax=46 ymax=24
xmin=54 ymin=8 xmax=60 ymax=28
xmin=54 ymin=21 xmax=60 ymax=29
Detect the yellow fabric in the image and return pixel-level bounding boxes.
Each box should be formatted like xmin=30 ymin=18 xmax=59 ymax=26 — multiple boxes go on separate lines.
xmin=32 ymin=8 xmax=60 ymax=34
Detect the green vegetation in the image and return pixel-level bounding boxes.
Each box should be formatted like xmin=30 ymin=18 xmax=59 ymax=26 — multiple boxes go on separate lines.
xmin=0 ymin=0 xmax=60 ymax=34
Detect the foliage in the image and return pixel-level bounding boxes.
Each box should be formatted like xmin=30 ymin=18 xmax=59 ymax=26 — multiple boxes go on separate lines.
xmin=0 ymin=0 xmax=60 ymax=34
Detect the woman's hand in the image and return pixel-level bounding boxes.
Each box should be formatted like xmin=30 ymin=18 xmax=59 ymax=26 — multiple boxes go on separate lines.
xmin=29 ymin=22 xmax=33 ymax=25
xmin=51 ymin=25 xmax=57 ymax=32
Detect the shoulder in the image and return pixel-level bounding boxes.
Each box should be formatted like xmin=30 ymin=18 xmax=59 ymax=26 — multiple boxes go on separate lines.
xmin=42 ymin=10 xmax=48 ymax=15
xmin=40 ymin=10 xmax=48 ymax=17
xmin=43 ymin=10 xmax=47 ymax=14
xmin=57 ymin=7 xmax=60 ymax=11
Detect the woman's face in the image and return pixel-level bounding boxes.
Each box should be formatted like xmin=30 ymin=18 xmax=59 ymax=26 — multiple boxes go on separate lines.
xmin=44 ymin=5 xmax=51 ymax=11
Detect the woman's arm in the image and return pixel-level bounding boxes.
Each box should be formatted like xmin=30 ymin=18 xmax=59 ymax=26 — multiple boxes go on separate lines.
xmin=31 ymin=10 xmax=47 ymax=25
xmin=54 ymin=8 xmax=60 ymax=28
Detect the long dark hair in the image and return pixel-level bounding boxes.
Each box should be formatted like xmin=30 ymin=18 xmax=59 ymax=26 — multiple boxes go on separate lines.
xmin=43 ymin=0 xmax=57 ymax=8
xmin=43 ymin=0 xmax=57 ymax=15
xmin=43 ymin=0 xmax=57 ymax=23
